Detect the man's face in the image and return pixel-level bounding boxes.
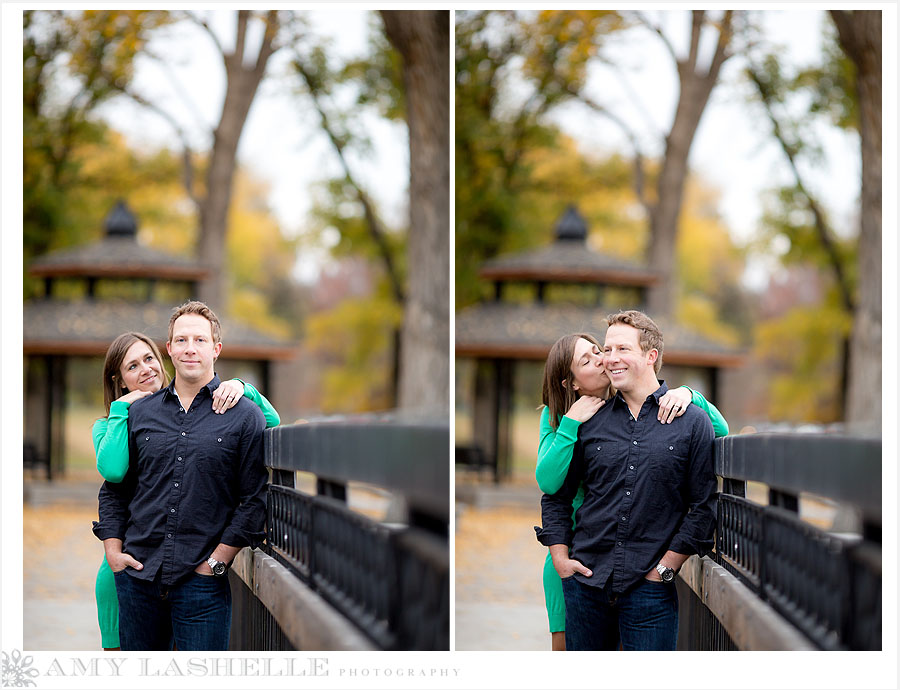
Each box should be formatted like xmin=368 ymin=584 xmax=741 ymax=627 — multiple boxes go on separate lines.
xmin=166 ymin=313 xmax=222 ymax=384
xmin=603 ymin=323 xmax=656 ymax=392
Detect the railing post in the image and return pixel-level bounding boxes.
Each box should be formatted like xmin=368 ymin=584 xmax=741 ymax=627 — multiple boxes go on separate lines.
xmin=767 ymin=488 xmax=799 ymax=512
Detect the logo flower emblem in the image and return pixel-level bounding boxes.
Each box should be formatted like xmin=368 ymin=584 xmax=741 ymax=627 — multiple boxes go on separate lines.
xmin=1 ymin=650 xmax=39 ymax=687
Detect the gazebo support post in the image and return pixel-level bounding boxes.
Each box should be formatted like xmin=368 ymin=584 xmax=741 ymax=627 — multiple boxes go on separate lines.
xmin=45 ymin=355 xmax=67 ymax=480
xmin=494 ymin=358 xmax=513 ymax=484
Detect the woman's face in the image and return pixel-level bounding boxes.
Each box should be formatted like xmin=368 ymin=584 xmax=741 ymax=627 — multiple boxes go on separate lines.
xmin=569 ymin=337 xmax=610 ymax=397
xmin=119 ymin=340 xmax=163 ymax=394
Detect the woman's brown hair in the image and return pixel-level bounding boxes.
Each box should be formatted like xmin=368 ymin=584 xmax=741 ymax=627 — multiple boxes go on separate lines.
xmin=540 ymin=332 xmax=603 ymax=430
xmin=101 ymin=332 xmax=170 ymax=416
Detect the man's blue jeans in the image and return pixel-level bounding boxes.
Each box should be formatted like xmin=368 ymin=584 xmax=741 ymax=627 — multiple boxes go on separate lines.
xmin=562 ymin=575 xmax=678 ymax=650
xmin=114 ymin=570 xmax=232 ymax=651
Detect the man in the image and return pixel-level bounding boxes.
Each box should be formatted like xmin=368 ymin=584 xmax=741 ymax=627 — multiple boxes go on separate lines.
xmin=93 ymin=301 xmax=267 ymax=650
xmin=537 ymin=310 xmax=716 ymax=650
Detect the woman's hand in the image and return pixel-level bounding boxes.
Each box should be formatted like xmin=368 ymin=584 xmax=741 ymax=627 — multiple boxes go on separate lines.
xmin=211 ymin=379 xmax=245 ymax=414
xmin=658 ymin=386 xmax=692 ymax=424
xmin=563 ymin=395 xmax=605 ymax=424
xmin=115 ymin=390 xmax=153 ymax=405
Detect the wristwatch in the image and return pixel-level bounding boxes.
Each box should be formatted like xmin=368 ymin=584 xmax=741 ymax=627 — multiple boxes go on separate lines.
xmin=655 ymin=563 xmax=675 ymax=582
xmin=207 ymin=557 xmax=229 ymax=577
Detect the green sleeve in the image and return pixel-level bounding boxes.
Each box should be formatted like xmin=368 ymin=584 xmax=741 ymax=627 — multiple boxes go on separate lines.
xmin=535 ymin=406 xmax=581 ymax=495
xmin=237 ymin=379 xmax=281 ymax=428
xmin=686 ymin=386 xmax=729 ymax=437
xmin=93 ymin=400 xmax=131 ymax=483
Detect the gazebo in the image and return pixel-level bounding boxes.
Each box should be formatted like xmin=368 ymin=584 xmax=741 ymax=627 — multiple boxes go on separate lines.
xmin=24 ymin=200 xmax=295 ymax=479
xmin=455 ymin=205 xmax=744 ymax=481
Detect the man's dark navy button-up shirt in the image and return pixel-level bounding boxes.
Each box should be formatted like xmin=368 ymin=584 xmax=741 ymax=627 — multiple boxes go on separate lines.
xmin=94 ymin=375 xmax=267 ymax=585
xmin=537 ymin=382 xmax=716 ymax=594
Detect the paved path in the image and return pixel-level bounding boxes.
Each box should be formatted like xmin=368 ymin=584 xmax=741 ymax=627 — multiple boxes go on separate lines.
xmin=454 ymin=481 xmax=551 ymax=651
xmin=23 ymin=480 xmax=107 ymax=651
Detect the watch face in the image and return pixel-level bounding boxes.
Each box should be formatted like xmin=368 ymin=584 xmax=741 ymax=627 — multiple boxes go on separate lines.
xmin=662 ymin=569 xmax=675 ymax=582
xmin=213 ymin=562 xmax=226 ymax=576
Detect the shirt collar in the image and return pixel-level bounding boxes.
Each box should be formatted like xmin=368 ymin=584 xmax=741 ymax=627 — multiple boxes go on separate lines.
xmin=163 ymin=373 xmax=222 ymax=400
xmin=611 ymin=379 xmax=670 ymax=408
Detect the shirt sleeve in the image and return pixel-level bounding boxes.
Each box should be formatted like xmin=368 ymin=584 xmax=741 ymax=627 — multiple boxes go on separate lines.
xmin=535 ymin=406 xmax=581 ymax=494
xmin=237 ymin=378 xmax=281 ymax=428
xmin=536 ymin=435 xmax=584 ymax=548
xmin=219 ymin=408 xmax=268 ymax=549
xmin=93 ymin=422 xmax=137 ymax=542
xmin=686 ymin=386 xmax=729 ymax=438
xmin=667 ymin=414 xmax=717 ymax=556
xmin=93 ymin=400 xmax=131 ymax=483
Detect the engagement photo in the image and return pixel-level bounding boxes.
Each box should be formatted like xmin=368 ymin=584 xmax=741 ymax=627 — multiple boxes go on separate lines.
xmin=17 ymin=8 xmax=449 ymax=655
xmin=454 ymin=8 xmax=884 ymax=656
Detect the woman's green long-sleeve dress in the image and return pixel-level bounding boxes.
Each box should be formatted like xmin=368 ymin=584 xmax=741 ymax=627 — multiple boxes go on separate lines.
xmin=92 ymin=380 xmax=280 ymax=648
xmin=535 ymin=386 xmax=729 ymax=633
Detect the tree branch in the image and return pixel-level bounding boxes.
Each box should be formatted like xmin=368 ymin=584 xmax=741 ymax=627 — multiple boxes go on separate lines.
xmin=747 ymin=66 xmax=855 ymax=313
xmin=142 ymin=50 xmax=212 ymax=137
xmin=124 ymin=87 xmax=201 ymax=209
xmin=708 ymin=10 xmax=734 ymax=77
xmin=294 ymin=54 xmax=405 ymax=305
xmin=183 ymin=10 xmax=225 ymax=57
xmin=688 ymin=10 xmax=704 ymax=70
xmin=254 ymin=10 xmax=279 ymax=75
xmin=563 ymin=85 xmax=651 ymax=213
xmin=633 ymin=11 xmax=677 ymax=63
xmin=234 ymin=10 xmax=248 ymax=66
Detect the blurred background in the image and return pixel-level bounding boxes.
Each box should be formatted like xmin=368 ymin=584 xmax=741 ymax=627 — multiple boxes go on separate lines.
xmin=452 ymin=9 xmax=882 ymax=650
xmin=20 ymin=9 xmax=449 ymax=649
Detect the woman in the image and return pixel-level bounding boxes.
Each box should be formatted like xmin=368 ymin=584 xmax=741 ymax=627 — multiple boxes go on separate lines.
xmin=93 ymin=331 xmax=280 ymax=650
xmin=536 ymin=333 xmax=729 ymax=651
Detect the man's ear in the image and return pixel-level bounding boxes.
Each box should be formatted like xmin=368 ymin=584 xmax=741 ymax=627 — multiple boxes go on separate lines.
xmin=646 ymin=349 xmax=659 ymax=367
xmin=213 ymin=341 xmax=223 ymax=361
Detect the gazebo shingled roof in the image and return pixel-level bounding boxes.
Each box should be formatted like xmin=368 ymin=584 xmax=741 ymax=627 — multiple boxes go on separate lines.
xmin=29 ymin=200 xmax=209 ymax=281
xmin=455 ymin=303 xmax=743 ymax=366
xmin=479 ymin=206 xmax=659 ymax=287
xmin=23 ymin=300 xmax=295 ymax=360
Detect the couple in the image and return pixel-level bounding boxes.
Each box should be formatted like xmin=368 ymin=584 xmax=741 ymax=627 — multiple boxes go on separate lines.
xmin=536 ymin=309 xmax=725 ymax=651
xmin=92 ymin=300 xmax=280 ymax=651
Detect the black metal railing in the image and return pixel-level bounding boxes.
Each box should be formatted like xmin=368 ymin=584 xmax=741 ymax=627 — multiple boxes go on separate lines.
xmin=678 ymin=433 xmax=881 ymax=651
xmin=229 ymin=414 xmax=449 ymax=651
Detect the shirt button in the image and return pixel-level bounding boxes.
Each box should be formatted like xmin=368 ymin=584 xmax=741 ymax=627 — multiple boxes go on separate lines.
xmin=177 ymin=456 xmax=183 ymax=461
xmin=181 ymin=432 xmax=186 ymax=436
xmin=633 ymin=440 xmax=638 ymax=445
xmin=617 ymin=541 xmax=622 ymax=546
xmin=626 ymin=491 xmax=631 ymax=496
xmin=166 ymin=533 xmax=172 ymax=539
xmin=217 ymin=438 xmax=222 ymax=443
xmin=174 ymin=482 xmax=179 ymax=487
xmin=180 ymin=407 xmax=184 ymax=412
xmin=629 ymin=465 xmax=634 ymax=470
xmin=669 ymin=445 xmax=674 ymax=450
xmin=145 ymin=437 xmax=149 ymax=441
xmin=621 ymin=516 xmax=627 ymax=521
xmin=170 ymin=508 xmax=176 ymax=513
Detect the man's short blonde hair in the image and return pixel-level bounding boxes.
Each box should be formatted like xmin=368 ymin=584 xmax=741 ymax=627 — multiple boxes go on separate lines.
xmin=606 ymin=310 xmax=664 ymax=374
xmin=167 ymin=300 xmax=222 ymax=344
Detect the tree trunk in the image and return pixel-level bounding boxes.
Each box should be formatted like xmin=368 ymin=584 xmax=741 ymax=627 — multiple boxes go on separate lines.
xmin=645 ymin=11 xmax=733 ymax=319
xmin=196 ymin=10 xmax=279 ymax=311
xmin=831 ymin=10 xmax=882 ymax=434
xmin=381 ymin=10 xmax=450 ymax=416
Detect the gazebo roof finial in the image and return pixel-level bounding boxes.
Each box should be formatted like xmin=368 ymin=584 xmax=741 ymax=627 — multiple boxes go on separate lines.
xmin=554 ymin=204 xmax=587 ymax=242
xmin=104 ymin=199 xmax=137 ymax=238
